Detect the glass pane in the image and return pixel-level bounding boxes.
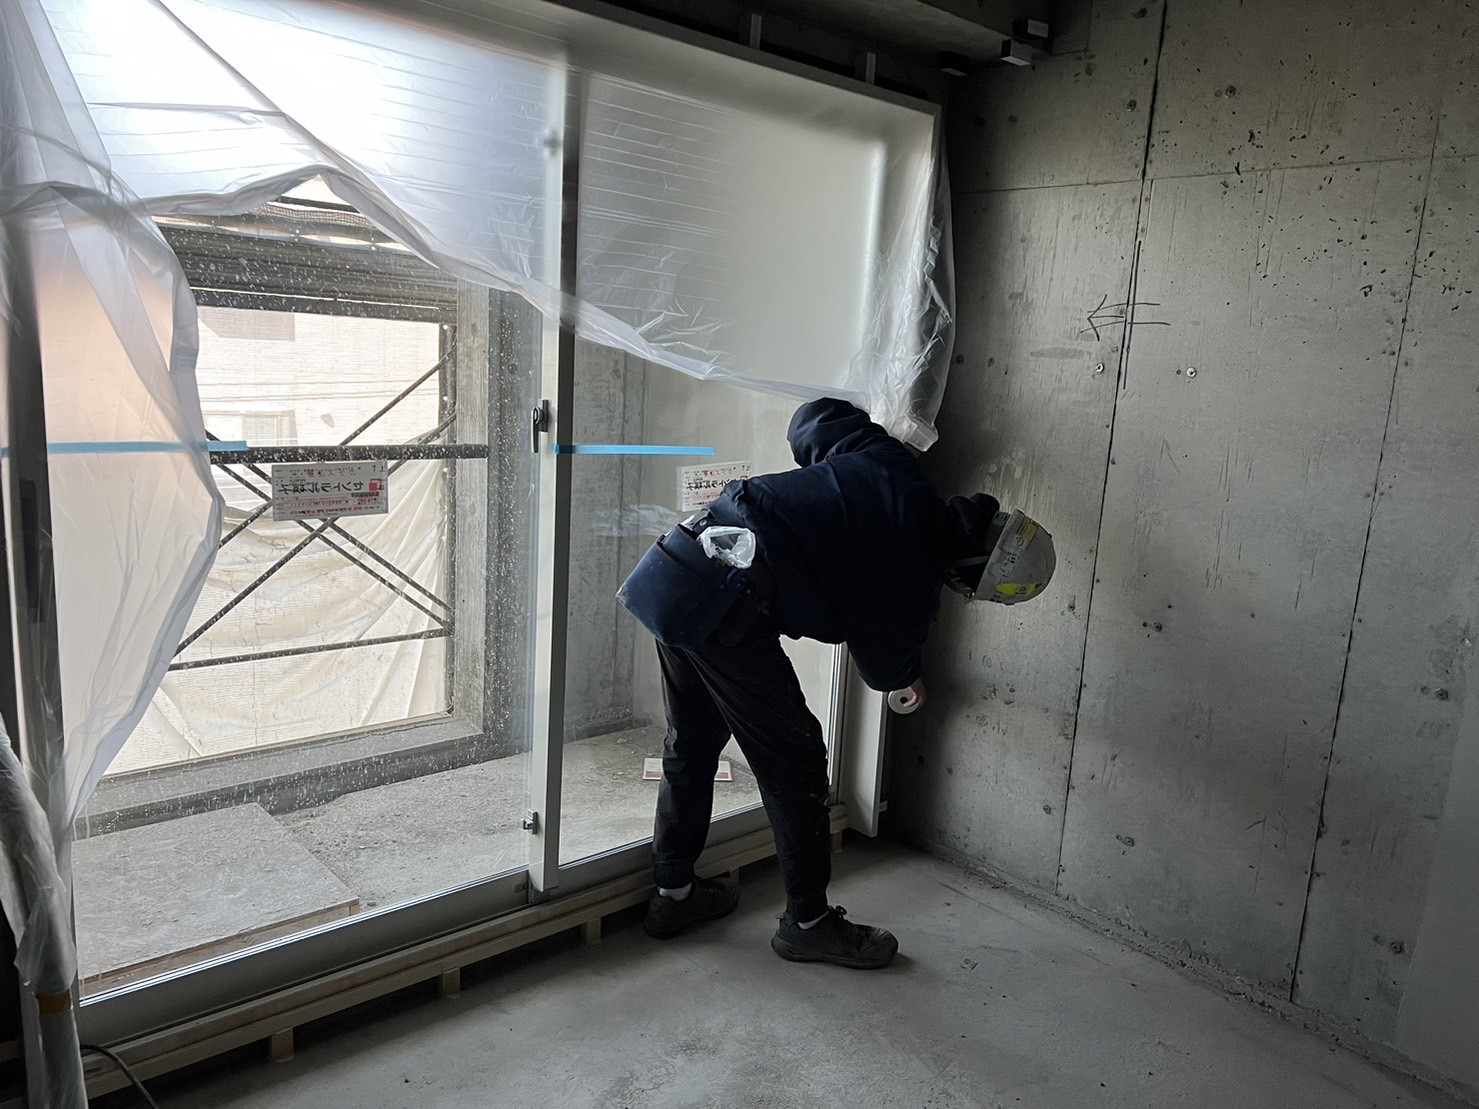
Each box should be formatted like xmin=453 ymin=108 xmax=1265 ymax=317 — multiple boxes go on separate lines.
xmin=559 ymin=349 xmax=838 ymax=867
xmin=71 ymin=198 xmax=542 ymax=996
xmin=118 ymin=308 xmax=451 ymax=765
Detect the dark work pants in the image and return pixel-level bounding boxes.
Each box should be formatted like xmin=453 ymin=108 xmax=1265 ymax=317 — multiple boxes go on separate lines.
xmin=652 ymin=612 xmax=831 ymax=923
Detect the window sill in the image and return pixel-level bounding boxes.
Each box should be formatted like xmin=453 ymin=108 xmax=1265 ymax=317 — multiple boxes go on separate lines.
xmin=78 ymin=717 xmax=493 ymax=839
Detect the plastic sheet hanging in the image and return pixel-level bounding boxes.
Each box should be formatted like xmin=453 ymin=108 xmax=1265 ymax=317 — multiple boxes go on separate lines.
xmin=0 ymin=735 xmax=86 ymax=1108
xmin=41 ymin=0 xmax=954 ymax=446
xmin=2 ymin=0 xmax=954 ymax=912
xmin=1 ymin=0 xmax=223 ymax=843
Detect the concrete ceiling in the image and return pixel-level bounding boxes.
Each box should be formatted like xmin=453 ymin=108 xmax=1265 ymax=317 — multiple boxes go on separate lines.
xmin=753 ymin=0 xmax=1023 ymax=59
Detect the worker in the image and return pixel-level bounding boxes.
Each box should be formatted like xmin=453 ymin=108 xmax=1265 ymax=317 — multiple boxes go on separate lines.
xmin=617 ymin=397 xmax=1055 ymax=969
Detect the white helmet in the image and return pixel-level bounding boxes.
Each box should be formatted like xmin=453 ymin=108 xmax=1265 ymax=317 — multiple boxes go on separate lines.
xmin=946 ymin=508 xmax=1056 ymax=604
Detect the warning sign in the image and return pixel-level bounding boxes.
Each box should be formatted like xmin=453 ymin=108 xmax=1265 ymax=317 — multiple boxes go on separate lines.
xmin=679 ymin=460 xmax=750 ymax=512
xmin=272 ymin=461 xmax=389 ymax=521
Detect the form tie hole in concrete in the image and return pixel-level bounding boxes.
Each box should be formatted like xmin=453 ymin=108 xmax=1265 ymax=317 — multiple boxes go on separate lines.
xmin=1186 ymin=367 xmax=1197 ymax=378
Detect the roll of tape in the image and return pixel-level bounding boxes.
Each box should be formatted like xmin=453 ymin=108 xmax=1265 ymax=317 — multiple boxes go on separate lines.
xmin=887 ymin=689 xmax=917 ymax=715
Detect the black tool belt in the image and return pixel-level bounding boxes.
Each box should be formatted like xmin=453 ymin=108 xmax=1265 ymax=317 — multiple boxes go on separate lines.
xmin=616 ymin=513 xmax=764 ymax=650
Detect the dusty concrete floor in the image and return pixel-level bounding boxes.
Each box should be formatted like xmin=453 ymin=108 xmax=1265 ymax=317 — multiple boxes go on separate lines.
xmin=124 ymin=838 xmax=1468 ymax=1109
xmin=76 ymin=728 xmax=761 ymax=986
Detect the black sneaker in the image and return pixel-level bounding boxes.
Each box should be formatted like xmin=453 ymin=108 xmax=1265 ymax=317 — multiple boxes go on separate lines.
xmin=643 ymin=877 xmax=739 ymax=939
xmin=771 ymin=906 xmax=898 ymax=969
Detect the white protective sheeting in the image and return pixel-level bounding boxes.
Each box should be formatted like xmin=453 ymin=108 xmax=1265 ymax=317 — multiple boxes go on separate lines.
xmin=114 ymin=304 xmax=454 ymax=771
xmin=124 ymin=460 xmax=450 ymax=771
xmin=4 ymin=0 xmax=947 ymax=925
xmin=1 ymin=0 xmax=224 ymax=847
xmin=46 ymin=0 xmax=952 ymax=445
xmin=0 ymin=735 xmax=84 ymax=1108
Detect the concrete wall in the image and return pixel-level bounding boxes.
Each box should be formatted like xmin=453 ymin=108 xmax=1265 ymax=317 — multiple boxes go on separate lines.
xmin=892 ymin=0 xmax=1479 ymax=1096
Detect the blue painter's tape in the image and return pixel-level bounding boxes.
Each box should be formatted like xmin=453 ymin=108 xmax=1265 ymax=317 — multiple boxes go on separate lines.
xmin=552 ymin=444 xmax=715 ymax=457
xmin=25 ymin=440 xmax=248 ymax=456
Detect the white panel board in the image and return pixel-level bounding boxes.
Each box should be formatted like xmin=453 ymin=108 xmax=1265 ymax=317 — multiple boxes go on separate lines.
xmin=890 ymin=182 xmax=1139 ymax=887
xmin=1296 ymin=155 xmax=1479 ymax=1044
xmin=1059 ymin=162 xmax=1426 ymax=988
xmin=842 ymin=665 xmax=888 ymax=837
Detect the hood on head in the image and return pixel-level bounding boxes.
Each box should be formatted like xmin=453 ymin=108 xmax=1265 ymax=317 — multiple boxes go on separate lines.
xmin=788 ymin=398 xmax=891 ymax=467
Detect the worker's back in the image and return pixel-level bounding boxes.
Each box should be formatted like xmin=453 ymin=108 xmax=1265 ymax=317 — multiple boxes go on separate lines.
xmin=707 ymin=398 xmax=951 ymax=692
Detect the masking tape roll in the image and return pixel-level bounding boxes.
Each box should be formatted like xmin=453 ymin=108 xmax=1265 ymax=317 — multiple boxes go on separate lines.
xmin=887 ymin=689 xmax=917 ymax=715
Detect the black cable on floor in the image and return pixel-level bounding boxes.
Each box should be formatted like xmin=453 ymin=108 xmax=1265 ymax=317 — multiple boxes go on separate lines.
xmin=81 ymin=1043 xmax=163 ymax=1109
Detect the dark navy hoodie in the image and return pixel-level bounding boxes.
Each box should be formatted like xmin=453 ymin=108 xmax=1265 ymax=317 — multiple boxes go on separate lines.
xmin=706 ymin=397 xmax=954 ymax=692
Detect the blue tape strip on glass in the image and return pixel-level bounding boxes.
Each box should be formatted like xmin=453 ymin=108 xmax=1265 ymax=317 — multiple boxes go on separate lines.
xmin=33 ymin=440 xmax=249 ymax=456
xmin=552 ymin=444 xmax=715 ymax=456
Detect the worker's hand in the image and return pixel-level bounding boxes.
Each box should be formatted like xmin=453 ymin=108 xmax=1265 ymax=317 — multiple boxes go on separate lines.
xmin=897 ymin=679 xmax=927 ymax=712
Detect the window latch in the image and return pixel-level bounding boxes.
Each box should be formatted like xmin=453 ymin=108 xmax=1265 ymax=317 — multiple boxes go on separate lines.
xmin=521 ymin=809 xmax=539 ymax=833
xmin=529 ymin=400 xmax=549 ymax=454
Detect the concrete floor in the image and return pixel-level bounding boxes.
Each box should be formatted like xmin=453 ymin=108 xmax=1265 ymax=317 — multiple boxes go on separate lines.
xmin=128 ymin=838 xmax=1467 ymax=1109
xmin=75 ymin=728 xmax=761 ymax=988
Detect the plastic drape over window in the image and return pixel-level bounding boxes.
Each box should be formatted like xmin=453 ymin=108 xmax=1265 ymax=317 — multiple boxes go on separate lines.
xmin=1 ymin=0 xmax=223 ymax=844
xmin=3 ymin=0 xmax=950 ymax=922
xmin=3 ymin=5 xmax=217 ymax=1102
xmin=45 ymin=0 xmax=953 ymax=444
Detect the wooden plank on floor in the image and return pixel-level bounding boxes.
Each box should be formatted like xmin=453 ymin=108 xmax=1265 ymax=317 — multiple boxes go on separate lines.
xmin=74 ymin=804 xmax=358 ymax=991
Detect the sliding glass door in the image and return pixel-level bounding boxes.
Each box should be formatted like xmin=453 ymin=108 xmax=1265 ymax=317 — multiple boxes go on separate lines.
xmin=552 ymin=354 xmax=842 ymax=878
xmin=62 ymin=0 xmax=928 ymax=1047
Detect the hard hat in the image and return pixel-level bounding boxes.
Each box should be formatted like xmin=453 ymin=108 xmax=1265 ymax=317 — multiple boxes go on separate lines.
xmin=946 ymin=508 xmax=1055 ymax=604
xmin=980 ymin=509 xmax=1055 ymax=603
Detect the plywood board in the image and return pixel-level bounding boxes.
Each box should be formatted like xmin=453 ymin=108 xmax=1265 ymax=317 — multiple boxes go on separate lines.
xmin=1149 ymin=0 xmax=1462 ymax=178
xmin=1059 ymin=162 xmax=1426 ymax=989
xmin=890 ymin=182 xmax=1139 ymax=888
xmin=74 ymin=804 xmax=358 ymax=988
xmin=948 ymin=0 xmax=1162 ymax=193
xmin=1295 ymin=155 xmax=1479 ymax=1042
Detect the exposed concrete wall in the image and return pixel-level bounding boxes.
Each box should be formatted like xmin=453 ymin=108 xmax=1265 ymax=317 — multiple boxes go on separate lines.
xmin=892 ymin=0 xmax=1479 ymax=1095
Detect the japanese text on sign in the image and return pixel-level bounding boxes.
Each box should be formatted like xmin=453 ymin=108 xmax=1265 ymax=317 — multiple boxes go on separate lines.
xmin=272 ymin=461 xmax=389 ymax=521
xmin=679 ymin=460 xmax=750 ymax=512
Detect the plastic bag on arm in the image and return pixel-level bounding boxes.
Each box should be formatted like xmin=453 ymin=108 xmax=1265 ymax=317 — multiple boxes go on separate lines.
xmin=699 ymin=527 xmax=755 ymax=570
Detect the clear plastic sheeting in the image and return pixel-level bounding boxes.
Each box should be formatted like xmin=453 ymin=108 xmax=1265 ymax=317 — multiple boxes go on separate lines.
xmin=0 ymin=732 xmax=85 ymax=1108
xmin=1 ymin=0 xmax=223 ymax=839
xmin=578 ymin=74 xmax=950 ymax=444
xmin=3 ymin=0 xmax=948 ymax=985
xmin=42 ymin=0 xmax=951 ymax=444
